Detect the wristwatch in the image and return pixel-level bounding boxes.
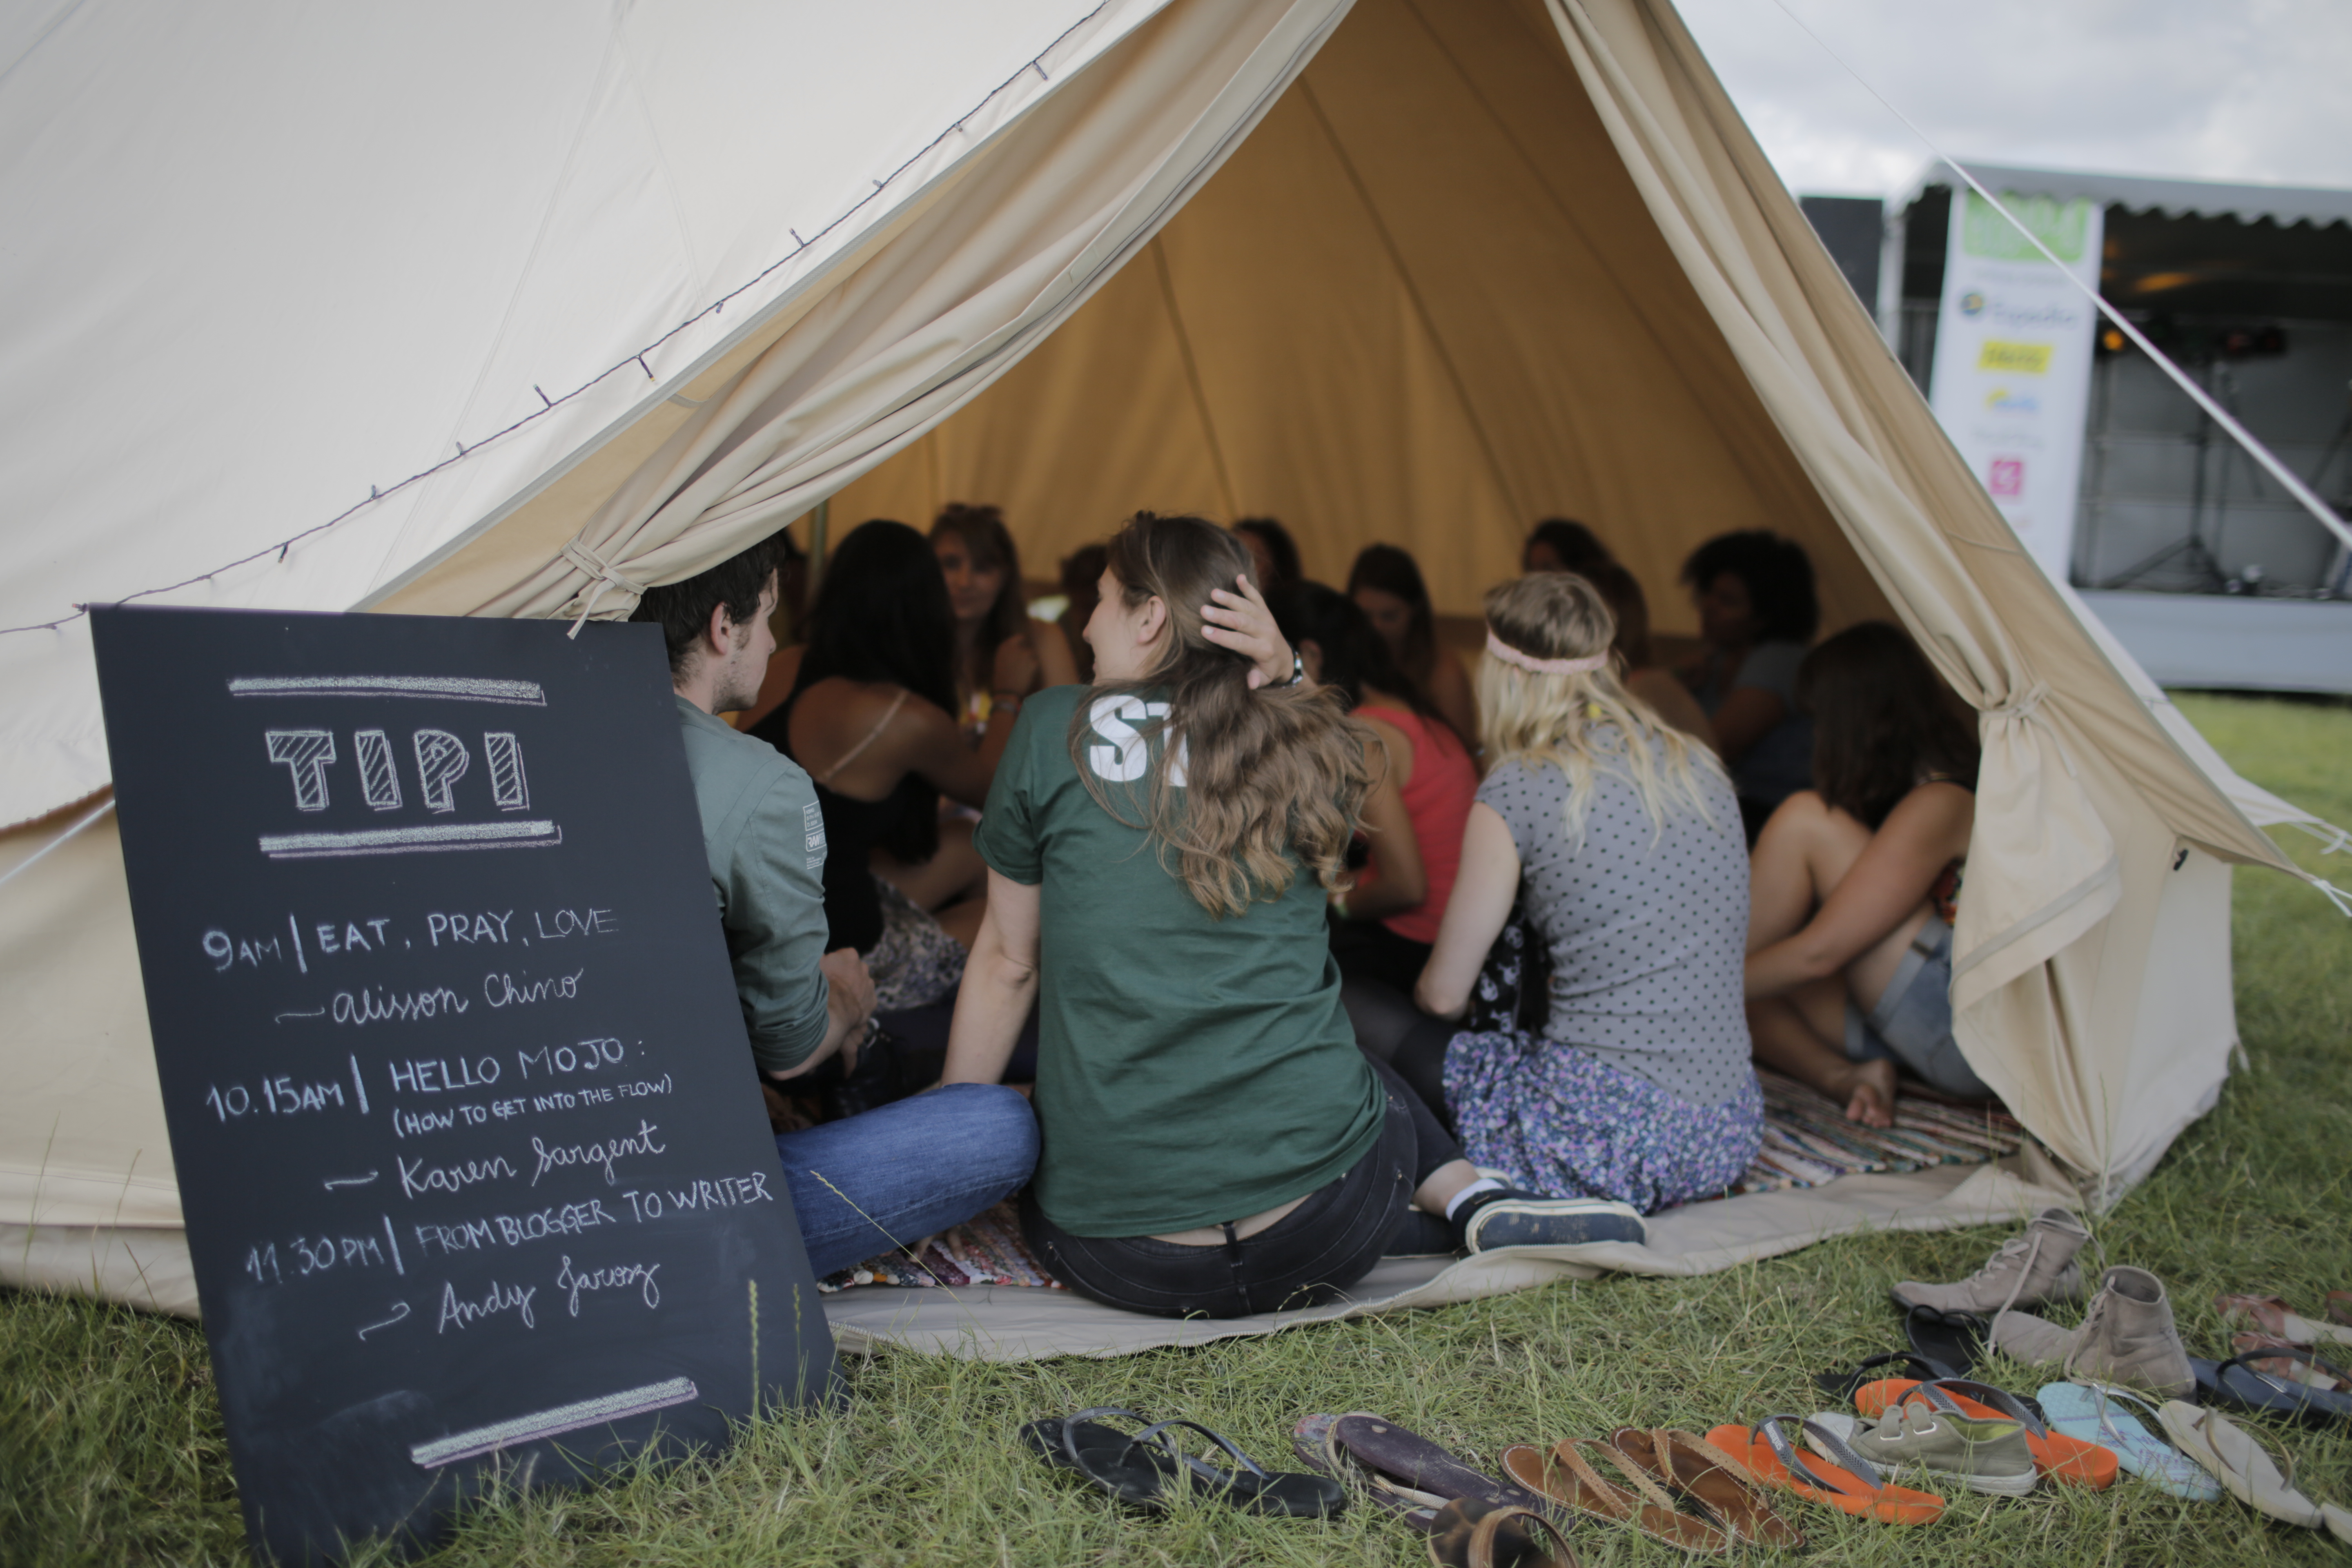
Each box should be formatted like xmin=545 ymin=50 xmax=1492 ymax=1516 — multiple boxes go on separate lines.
xmin=1278 ymin=649 xmax=1305 ymax=688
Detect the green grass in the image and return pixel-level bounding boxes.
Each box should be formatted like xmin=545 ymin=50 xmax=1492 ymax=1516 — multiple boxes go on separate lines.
xmin=7 ymin=692 xmax=2350 ymax=1568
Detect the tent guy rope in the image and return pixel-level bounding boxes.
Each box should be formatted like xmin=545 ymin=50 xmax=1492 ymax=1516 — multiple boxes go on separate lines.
xmin=0 ymin=4 xmax=1115 ymax=640
xmin=1760 ymin=0 xmax=2352 ymax=559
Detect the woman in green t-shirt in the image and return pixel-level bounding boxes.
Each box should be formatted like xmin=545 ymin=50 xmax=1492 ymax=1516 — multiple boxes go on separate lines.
xmin=944 ymin=513 xmax=1645 ymax=1319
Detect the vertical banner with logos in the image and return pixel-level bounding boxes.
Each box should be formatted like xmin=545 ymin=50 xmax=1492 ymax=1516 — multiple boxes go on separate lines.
xmin=1928 ymin=187 xmax=2105 ymax=584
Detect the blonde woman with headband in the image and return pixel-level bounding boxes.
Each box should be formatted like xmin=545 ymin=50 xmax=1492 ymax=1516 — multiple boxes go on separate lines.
xmin=944 ymin=515 xmax=1646 ymax=1319
xmin=1405 ymin=573 xmax=1763 ymax=1212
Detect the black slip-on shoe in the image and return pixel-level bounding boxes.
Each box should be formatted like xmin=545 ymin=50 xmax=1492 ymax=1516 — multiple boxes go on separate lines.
xmin=1457 ymin=1190 xmax=1647 ymax=1253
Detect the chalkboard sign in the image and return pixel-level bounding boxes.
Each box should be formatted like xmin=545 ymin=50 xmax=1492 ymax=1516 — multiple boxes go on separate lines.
xmin=91 ymin=606 xmax=835 ymax=1566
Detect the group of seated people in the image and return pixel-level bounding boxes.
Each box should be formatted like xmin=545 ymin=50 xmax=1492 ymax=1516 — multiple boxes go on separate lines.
xmin=635 ymin=503 xmax=1988 ymax=1321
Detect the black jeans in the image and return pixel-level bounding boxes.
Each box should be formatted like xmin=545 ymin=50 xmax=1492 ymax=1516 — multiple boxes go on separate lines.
xmin=1019 ymin=1058 xmax=1460 ymax=1319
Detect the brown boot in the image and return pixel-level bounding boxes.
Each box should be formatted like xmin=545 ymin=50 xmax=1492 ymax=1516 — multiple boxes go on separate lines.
xmin=1991 ymin=1265 xmax=2194 ymax=1400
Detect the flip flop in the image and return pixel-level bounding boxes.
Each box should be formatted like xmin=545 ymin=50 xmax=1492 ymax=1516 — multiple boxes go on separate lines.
xmin=2230 ymin=1334 xmax=2352 ymax=1391
xmin=1331 ymin=1413 xmax=1552 ymax=1516
xmin=1022 ymin=1408 xmax=1346 ymax=1516
xmin=1702 ymin=1417 xmax=1944 ymax=1525
xmin=1425 ymin=1497 xmax=1579 ymax=1568
xmin=1499 ymin=1438 xmax=1728 ymax=1551
xmin=1904 ymin=1305 xmax=1989 ymax=1377
xmin=1855 ymin=1377 xmax=2114 ymax=1488
xmin=2190 ymin=1346 xmax=2352 ymax=1428
xmin=1608 ymin=1426 xmax=1805 ymax=1547
xmin=2157 ymin=1401 xmax=2335 ymax=1530
xmin=2036 ymin=1382 xmax=2220 ymax=1500
xmin=1294 ymin=1413 xmax=1450 ymax=1518
xmin=2215 ymin=1292 xmax=2352 ymax=1348
xmin=1813 ymin=1350 xmax=1958 ymax=1405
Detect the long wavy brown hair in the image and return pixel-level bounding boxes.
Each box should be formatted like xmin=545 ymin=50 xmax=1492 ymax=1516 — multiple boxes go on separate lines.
xmin=1068 ymin=512 xmax=1375 ymax=918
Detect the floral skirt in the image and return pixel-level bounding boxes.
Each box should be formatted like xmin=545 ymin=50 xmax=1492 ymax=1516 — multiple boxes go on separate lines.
xmin=868 ymin=874 xmax=966 ymax=1011
xmin=1442 ymin=1029 xmax=1762 ymax=1213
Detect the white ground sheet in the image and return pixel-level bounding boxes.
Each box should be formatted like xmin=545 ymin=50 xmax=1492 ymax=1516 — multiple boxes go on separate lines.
xmin=822 ymin=1158 xmax=2077 ymax=1362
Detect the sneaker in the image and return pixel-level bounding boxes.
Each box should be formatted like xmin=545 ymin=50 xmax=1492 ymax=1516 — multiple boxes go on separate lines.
xmin=1889 ymin=1207 xmax=2089 ymax=1316
xmin=1454 ymin=1189 xmax=1647 ymax=1253
xmin=1806 ymin=1406 xmax=2038 ymax=1497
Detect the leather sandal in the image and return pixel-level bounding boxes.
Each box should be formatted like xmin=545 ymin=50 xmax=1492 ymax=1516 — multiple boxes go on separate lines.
xmin=1610 ymin=1427 xmax=1804 ymax=1547
xmin=2215 ymin=1292 xmax=2352 ymax=1348
xmin=1425 ymin=1497 xmax=1579 ymax=1568
xmin=1703 ymin=1416 xmax=1944 ymax=1526
xmin=1499 ymin=1437 xmax=1728 ymax=1551
xmin=2230 ymin=1333 xmax=2352 ymax=1391
xmin=1855 ymin=1377 xmax=2116 ymax=1488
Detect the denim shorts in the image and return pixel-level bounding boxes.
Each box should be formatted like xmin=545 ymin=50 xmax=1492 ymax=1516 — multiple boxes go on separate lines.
xmin=1843 ymin=913 xmax=1993 ymax=1099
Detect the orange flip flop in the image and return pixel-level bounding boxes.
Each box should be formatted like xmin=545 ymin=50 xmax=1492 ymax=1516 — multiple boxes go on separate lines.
xmin=1855 ymin=1377 xmax=2118 ymax=1488
xmin=1705 ymin=1417 xmax=1944 ymax=1526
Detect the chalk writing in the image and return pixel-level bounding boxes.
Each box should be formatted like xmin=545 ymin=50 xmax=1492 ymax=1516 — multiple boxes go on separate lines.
xmin=266 ymin=730 xmax=337 ymax=810
xmin=397 ymin=1153 xmax=519 ymax=1200
xmin=355 ymin=1301 xmax=411 ymax=1341
xmin=616 ymin=1172 xmax=774 ymax=1222
xmin=528 ymin=1121 xmax=664 ymax=1187
xmin=412 ymin=1199 xmax=620 ymax=1258
xmin=427 ymin=911 xmax=513 ymax=947
xmin=529 ymin=906 xmax=618 ymax=941
xmin=436 ymin=1278 xmax=536 ymax=1333
xmin=388 ymin=1056 xmax=500 ymax=1094
xmin=483 ymin=969 xmax=585 ymax=1009
xmin=332 ymin=985 xmax=470 ymax=1026
xmin=355 ymin=728 xmax=403 ymax=810
xmin=203 ymin=928 xmax=290 ymax=972
xmin=485 ymin=732 xmax=530 ymax=811
xmin=313 ymin=918 xmax=392 ymax=955
xmin=515 ymin=1037 xmax=626 ymax=1079
xmin=557 ymin=1255 xmax=661 ymax=1316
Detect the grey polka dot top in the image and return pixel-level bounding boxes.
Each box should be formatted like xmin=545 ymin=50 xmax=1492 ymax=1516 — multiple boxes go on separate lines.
xmin=1476 ymin=731 xmax=1754 ymax=1107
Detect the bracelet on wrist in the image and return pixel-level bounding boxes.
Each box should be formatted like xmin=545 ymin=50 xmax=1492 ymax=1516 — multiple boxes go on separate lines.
xmin=990 ymin=689 xmax=1025 ymax=707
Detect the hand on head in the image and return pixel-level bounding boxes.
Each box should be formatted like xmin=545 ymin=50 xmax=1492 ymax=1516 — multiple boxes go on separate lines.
xmin=1199 ymin=572 xmax=1295 ymax=689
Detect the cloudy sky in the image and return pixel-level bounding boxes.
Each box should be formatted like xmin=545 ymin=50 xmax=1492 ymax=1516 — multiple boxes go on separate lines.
xmin=1674 ymin=0 xmax=2352 ymax=200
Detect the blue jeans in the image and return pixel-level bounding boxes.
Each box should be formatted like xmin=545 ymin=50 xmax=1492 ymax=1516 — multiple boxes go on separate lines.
xmin=1843 ymin=914 xmax=1994 ymax=1099
xmin=773 ymin=1082 xmax=1039 ymax=1278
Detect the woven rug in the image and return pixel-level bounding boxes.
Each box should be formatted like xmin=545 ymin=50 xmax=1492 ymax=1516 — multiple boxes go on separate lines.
xmin=1725 ymin=1069 xmax=2024 ymax=1197
xmin=817 ymin=1201 xmax=1062 ymax=1294
xmin=818 ymin=1074 xmax=2025 ymax=1292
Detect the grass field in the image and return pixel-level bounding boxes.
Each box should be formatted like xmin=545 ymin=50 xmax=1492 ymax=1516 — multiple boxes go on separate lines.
xmin=5 ymin=691 xmax=2349 ymax=1568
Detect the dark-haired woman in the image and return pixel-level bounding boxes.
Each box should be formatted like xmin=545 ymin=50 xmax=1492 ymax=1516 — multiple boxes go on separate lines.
xmin=931 ymin=503 xmax=1078 ymax=738
xmin=944 ymin=514 xmax=1643 ymax=1320
xmin=1290 ymin=584 xmax=1477 ymax=994
xmin=1677 ymin=530 xmax=1818 ymax=835
xmin=749 ymin=519 xmax=1035 ymax=1009
xmin=1232 ymin=516 xmax=1303 ymax=599
xmin=1348 ymin=543 xmax=1479 ymax=748
xmin=1522 ymin=517 xmax=1610 ymax=576
xmin=1743 ymin=622 xmax=1987 ymax=1127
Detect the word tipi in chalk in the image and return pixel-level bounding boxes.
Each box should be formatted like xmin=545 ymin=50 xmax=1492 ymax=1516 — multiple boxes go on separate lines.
xmin=228 ymin=672 xmax=563 ymax=862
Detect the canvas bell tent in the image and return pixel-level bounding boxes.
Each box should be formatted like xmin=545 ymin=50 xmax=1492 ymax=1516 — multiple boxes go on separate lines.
xmin=0 ymin=0 xmax=2332 ymax=1319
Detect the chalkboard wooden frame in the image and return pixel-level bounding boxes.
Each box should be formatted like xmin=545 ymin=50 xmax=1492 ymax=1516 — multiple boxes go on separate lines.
xmin=93 ymin=606 xmax=835 ymax=1565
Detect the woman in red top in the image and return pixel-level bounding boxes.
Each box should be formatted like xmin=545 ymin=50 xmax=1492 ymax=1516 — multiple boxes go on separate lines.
xmin=1290 ymin=584 xmax=1478 ymax=993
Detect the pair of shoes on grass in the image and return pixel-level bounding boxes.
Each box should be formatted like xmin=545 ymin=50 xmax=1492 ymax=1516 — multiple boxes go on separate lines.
xmin=1889 ymin=1208 xmax=2196 ymax=1400
xmin=1498 ymin=1427 xmax=1801 ymax=1552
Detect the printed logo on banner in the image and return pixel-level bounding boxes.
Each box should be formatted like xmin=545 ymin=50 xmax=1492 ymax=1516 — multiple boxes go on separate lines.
xmin=1988 ymin=458 xmax=2026 ymax=498
xmin=1986 ymin=389 xmax=2040 ymax=414
xmin=1960 ymin=291 xmax=1987 ymax=317
xmin=1976 ymin=341 xmax=2052 ymax=375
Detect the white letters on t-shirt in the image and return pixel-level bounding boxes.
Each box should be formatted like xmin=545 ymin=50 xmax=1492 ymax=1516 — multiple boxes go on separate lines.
xmin=1087 ymin=696 xmax=1165 ymax=782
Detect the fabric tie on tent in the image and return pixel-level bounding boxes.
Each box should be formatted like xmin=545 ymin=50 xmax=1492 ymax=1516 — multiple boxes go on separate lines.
xmin=557 ymin=539 xmax=651 ymax=629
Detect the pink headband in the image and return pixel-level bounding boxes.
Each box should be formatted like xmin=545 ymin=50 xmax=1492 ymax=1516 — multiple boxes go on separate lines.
xmin=1485 ymin=628 xmax=1607 ymax=677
